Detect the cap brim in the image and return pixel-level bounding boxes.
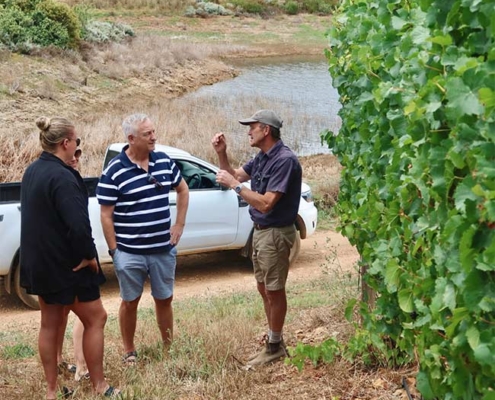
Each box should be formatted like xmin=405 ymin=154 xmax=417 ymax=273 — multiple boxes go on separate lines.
xmin=238 ymin=118 xmax=258 ymax=125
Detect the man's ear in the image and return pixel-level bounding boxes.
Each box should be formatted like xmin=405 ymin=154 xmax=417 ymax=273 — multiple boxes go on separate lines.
xmin=263 ymin=125 xmax=270 ymax=137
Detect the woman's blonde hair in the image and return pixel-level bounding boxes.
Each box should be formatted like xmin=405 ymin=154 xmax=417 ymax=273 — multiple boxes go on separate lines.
xmin=36 ymin=116 xmax=75 ymax=152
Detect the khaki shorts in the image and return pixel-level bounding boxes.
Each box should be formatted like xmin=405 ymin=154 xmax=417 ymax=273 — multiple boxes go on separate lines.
xmin=252 ymin=225 xmax=296 ymax=291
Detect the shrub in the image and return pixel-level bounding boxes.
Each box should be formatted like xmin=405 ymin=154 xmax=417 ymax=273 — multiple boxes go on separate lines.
xmin=230 ymin=0 xmax=264 ymax=14
xmin=285 ymin=1 xmax=299 ymax=15
xmin=203 ymin=1 xmax=231 ymax=15
xmin=0 ymin=5 xmax=33 ymax=50
xmin=72 ymin=3 xmax=94 ymax=38
xmin=83 ymin=20 xmax=134 ymax=43
xmin=36 ymin=0 xmax=81 ymax=47
xmin=0 ymin=0 xmax=81 ymax=50
xmin=300 ymin=0 xmax=335 ymax=14
xmin=63 ymin=0 xmax=197 ymax=14
xmin=301 ymin=0 xmax=319 ymax=13
xmin=30 ymin=8 xmax=72 ymax=48
xmin=0 ymin=0 xmax=42 ymax=11
xmin=185 ymin=1 xmax=233 ymax=17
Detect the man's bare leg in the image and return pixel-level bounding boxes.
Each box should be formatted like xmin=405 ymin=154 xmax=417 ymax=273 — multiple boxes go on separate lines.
xmin=154 ymin=296 xmax=173 ymax=348
xmin=119 ymin=296 xmax=141 ymax=358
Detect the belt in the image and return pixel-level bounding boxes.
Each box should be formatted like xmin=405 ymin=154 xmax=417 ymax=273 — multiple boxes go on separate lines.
xmin=253 ymin=223 xmax=271 ymax=230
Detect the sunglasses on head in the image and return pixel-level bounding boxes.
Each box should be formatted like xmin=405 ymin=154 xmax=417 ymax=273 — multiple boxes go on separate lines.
xmin=147 ymin=174 xmax=163 ymax=190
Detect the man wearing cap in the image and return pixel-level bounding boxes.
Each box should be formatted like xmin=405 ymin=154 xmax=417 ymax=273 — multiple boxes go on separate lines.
xmin=211 ymin=109 xmax=302 ymax=366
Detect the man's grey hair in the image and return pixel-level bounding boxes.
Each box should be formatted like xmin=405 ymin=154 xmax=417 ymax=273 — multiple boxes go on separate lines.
xmin=122 ymin=113 xmax=149 ymax=138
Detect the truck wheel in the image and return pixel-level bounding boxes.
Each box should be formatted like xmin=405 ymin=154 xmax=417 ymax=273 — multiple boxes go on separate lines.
xmin=289 ymin=231 xmax=301 ymax=266
xmin=248 ymin=230 xmax=301 ymax=267
xmin=14 ymin=264 xmax=40 ymax=310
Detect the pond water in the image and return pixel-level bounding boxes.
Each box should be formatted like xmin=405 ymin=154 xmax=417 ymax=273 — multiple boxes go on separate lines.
xmin=184 ymin=55 xmax=341 ymax=156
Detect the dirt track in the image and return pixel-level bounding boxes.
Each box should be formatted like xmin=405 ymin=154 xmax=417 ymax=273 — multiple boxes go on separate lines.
xmin=0 ymin=229 xmax=359 ymax=330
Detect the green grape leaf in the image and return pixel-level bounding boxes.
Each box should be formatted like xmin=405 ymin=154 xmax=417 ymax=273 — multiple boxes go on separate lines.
xmin=445 ymin=77 xmax=484 ymax=116
xmin=416 ymin=371 xmax=435 ymax=400
xmin=398 ymin=289 xmax=414 ymax=313
xmin=466 ymin=326 xmax=480 ymax=350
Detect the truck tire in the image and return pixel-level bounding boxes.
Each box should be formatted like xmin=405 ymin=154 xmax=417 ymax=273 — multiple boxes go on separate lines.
xmin=289 ymin=231 xmax=301 ymax=266
xmin=248 ymin=229 xmax=301 ymax=267
xmin=14 ymin=263 xmax=40 ymax=310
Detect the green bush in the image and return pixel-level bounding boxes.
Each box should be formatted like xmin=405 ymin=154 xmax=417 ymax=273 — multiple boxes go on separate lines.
xmin=300 ymin=0 xmax=335 ymax=14
xmin=0 ymin=5 xmax=33 ymax=49
xmin=72 ymin=4 xmax=94 ymax=38
xmin=36 ymin=0 xmax=80 ymax=47
xmin=30 ymin=8 xmax=72 ymax=48
xmin=301 ymin=0 xmax=319 ymax=13
xmin=324 ymin=0 xmax=495 ymax=399
xmin=0 ymin=0 xmax=42 ymax=11
xmin=285 ymin=1 xmax=299 ymax=15
xmin=230 ymin=0 xmax=264 ymax=14
xmin=0 ymin=0 xmax=81 ymax=50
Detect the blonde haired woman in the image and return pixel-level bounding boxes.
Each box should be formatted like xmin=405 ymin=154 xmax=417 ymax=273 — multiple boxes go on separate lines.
xmin=57 ymin=147 xmax=90 ymax=382
xmin=20 ymin=117 xmax=120 ymax=399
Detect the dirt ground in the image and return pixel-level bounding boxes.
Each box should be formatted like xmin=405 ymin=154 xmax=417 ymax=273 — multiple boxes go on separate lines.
xmin=0 ymin=229 xmax=359 ymax=328
xmin=0 ymin=230 xmax=419 ymax=400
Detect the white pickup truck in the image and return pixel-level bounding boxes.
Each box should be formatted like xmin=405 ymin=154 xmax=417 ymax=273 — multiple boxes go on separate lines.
xmin=0 ymin=143 xmax=318 ymax=309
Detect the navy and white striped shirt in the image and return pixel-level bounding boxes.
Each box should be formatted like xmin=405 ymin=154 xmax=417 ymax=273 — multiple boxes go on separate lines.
xmin=96 ymin=145 xmax=182 ymax=254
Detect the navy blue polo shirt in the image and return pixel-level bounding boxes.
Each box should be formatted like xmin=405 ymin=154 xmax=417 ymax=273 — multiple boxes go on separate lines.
xmin=243 ymin=140 xmax=302 ymax=227
xmin=96 ymin=145 xmax=182 ymax=254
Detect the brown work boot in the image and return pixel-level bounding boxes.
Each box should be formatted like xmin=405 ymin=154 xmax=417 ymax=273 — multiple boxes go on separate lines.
xmin=246 ymin=341 xmax=287 ymax=366
xmin=247 ymin=337 xmax=287 ymax=362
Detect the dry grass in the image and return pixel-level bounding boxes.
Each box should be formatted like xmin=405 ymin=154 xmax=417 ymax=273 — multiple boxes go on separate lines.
xmin=0 ymin=35 xmax=242 ymax=182
xmin=0 ymin=272 xmax=414 ymax=400
xmin=1 ymin=86 xmax=340 ymax=206
xmin=75 ymin=94 xmax=339 ymax=189
xmin=299 ymin=153 xmax=342 ymax=209
xmin=81 ymin=35 xmax=243 ymax=81
xmin=62 ymin=0 xmax=195 ymax=13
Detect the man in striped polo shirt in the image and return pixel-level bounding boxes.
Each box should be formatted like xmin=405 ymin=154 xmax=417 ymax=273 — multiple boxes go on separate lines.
xmin=96 ymin=113 xmax=189 ymax=364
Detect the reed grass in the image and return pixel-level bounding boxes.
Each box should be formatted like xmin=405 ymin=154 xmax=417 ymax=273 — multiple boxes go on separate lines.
xmin=1 ymin=88 xmax=339 ymax=188
xmin=81 ymin=35 xmax=242 ymax=81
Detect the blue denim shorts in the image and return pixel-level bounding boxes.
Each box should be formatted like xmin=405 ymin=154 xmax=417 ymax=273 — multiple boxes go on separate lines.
xmin=112 ymin=247 xmax=177 ymax=302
